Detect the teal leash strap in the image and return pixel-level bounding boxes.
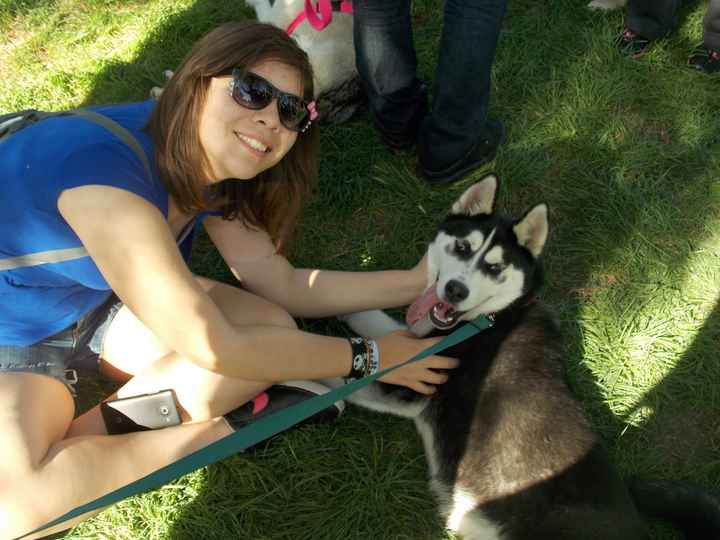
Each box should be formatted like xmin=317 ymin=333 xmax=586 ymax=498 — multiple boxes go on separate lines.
xmin=15 ymin=315 xmax=494 ymax=540
xmin=469 ymin=313 xmax=495 ymax=332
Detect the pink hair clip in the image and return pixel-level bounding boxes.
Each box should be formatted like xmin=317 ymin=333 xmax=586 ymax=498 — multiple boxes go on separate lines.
xmin=307 ymin=101 xmax=319 ymax=121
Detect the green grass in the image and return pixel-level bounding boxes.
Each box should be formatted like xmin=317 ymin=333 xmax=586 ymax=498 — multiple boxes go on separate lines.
xmin=2 ymin=0 xmax=720 ymax=539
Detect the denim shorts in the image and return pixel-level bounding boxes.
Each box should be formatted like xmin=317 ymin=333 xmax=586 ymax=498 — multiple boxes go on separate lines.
xmin=0 ymin=295 xmax=123 ymax=395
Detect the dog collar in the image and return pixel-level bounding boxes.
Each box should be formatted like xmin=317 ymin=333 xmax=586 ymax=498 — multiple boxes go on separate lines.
xmin=286 ymin=0 xmax=353 ymax=35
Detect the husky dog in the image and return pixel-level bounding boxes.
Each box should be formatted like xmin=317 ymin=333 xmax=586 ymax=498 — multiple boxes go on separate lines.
xmin=326 ymin=174 xmax=720 ymax=539
xmin=588 ymin=0 xmax=627 ymax=10
xmin=246 ymin=0 xmax=363 ymax=124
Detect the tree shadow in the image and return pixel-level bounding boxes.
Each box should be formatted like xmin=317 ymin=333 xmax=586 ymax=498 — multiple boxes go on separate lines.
xmin=79 ymin=0 xmax=254 ymax=107
xmin=620 ymin=302 xmax=720 ymax=481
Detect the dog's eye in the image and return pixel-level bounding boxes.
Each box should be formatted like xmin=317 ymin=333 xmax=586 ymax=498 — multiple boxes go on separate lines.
xmin=454 ymin=240 xmax=471 ymax=255
xmin=485 ymin=263 xmax=504 ymax=276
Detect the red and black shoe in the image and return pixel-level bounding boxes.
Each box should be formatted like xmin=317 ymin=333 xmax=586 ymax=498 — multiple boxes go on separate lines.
xmin=615 ymin=28 xmax=652 ymax=58
xmin=224 ymin=380 xmax=345 ymax=447
xmin=688 ymin=44 xmax=720 ymax=74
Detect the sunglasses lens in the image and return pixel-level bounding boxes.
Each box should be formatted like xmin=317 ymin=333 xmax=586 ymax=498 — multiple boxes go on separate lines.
xmin=278 ymin=95 xmax=310 ymax=131
xmin=234 ymin=73 xmax=273 ymax=110
xmin=231 ymin=69 xmax=312 ymax=132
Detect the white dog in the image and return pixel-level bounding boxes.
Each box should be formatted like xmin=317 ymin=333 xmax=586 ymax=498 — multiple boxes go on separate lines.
xmin=246 ymin=0 xmax=363 ymax=124
xmin=151 ymin=2 xmax=363 ymax=124
xmin=588 ymin=0 xmax=627 ymax=10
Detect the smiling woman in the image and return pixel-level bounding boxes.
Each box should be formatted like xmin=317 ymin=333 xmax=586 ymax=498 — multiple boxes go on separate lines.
xmin=0 ymin=20 xmax=459 ymax=540
xmin=147 ymin=21 xmax=318 ymax=249
xmin=199 ymin=61 xmax=302 ymax=181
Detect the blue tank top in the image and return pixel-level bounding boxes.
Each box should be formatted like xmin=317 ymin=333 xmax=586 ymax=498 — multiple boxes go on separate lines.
xmin=0 ymin=100 xmax=196 ymax=346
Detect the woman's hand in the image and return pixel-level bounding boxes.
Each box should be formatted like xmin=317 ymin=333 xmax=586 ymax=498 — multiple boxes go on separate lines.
xmin=375 ymin=331 xmax=459 ymax=395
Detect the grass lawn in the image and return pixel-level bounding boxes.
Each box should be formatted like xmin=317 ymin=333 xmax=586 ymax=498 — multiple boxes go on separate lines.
xmin=2 ymin=0 xmax=719 ymax=539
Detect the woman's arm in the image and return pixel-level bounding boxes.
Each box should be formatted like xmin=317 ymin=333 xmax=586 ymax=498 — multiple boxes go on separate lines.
xmin=204 ymin=216 xmax=428 ymax=318
xmin=58 ymin=186 xmax=452 ymax=393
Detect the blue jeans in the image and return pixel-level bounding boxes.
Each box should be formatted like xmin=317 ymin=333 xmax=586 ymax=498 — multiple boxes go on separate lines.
xmin=0 ymin=295 xmax=121 ymax=395
xmin=354 ymin=0 xmax=507 ymax=170
xmin=627 ymin=0 xmax=720 ymax=48
xmin=626 ymin=0 xmax=683 ymax=39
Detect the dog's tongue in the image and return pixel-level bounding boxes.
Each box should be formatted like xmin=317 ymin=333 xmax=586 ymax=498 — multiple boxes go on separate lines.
xmin=406 ymin=286 xmax=441 ymax=327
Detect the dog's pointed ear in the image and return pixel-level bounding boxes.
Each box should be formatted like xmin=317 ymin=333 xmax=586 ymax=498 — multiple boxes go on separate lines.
xmin=513 ymin=204 xmax=549 ymax=258
xmin=451 ymin=174 xmax=498 ymax=216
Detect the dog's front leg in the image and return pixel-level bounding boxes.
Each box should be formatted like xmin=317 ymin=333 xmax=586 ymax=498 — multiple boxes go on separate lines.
xmin=320 ymin=378 xmax=428 ymax=419
xmin=323 ymin=310 xmax=428 ymax=418
xmin=338 ymin=309 xmax=407 ymax=339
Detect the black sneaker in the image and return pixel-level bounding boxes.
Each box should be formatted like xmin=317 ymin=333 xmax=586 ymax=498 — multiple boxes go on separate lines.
xmin=688 ymin=44 xmax=720 ymax=74
xmin=616 ymin=28 xmax=652 ymax=58
xmin=373 ymin=83 xmax=429 ymax=151
xmin=417 ymin=119 xmax=505 ymax=186
xmin=224 ymin=380 xmax=344 ymax=445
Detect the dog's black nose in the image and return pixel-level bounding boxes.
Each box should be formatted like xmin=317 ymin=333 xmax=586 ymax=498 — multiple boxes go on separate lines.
xmin=445 ymin=280 xmax=469 ymax=304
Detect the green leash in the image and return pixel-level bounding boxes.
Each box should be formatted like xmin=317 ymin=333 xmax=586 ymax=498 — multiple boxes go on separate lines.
xmin=15 ymin=315 xmax=495 ymax=540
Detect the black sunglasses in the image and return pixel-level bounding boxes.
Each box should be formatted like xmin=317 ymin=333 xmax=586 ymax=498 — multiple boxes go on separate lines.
xmin=228 ymin=68 xmax=318 ymax=133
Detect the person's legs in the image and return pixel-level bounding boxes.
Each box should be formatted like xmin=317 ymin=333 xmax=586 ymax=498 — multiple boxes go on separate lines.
xmin=687 ymin=0 xmax=720 ymax=72
xmin=0 ymin=371 xmax=230 ymax=540
xmin=688 ymin=0 xmax=720 ymax=74
xmin=69 ymin=277 xmax=296 ymax=437
xmin=353 ymin=0 xmax=427 ymax=148
xmin=625 ymin=0 xmax=682 ymax=39
xmin=703 ymin=0 xmax=720 ymax=49
xmin=417 ymin=0 xmax=507 ymax=178
xmin=0 ymin=278 xmax=319 ymax=538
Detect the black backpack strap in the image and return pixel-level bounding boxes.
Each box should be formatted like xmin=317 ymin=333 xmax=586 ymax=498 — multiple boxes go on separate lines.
xmin=0 ymin=110 xmax=46 ymax=138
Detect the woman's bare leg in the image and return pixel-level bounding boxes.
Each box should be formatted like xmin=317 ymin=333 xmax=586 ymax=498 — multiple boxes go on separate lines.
xmin=69 ymin=277 xmax=295 ymax=436
xmin=1 ymin=279 xmax=299 ymax=539
xmin=0 ymin=372 xmax=230 ymax=540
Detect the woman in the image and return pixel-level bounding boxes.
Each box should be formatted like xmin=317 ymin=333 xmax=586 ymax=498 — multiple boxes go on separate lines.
xmin=0 ymin=21 xmax=457 ymax=539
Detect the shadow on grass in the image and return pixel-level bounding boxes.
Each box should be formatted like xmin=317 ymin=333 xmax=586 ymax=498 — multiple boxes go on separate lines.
xmin=80 ymin=0 xmax=254 ymax=107
xmin=477 ymin=1 xmax=719 ymax=537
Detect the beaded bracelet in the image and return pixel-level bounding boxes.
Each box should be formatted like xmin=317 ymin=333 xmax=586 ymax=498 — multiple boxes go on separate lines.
xmin=364 ymin=338 xmax=380 ymax=377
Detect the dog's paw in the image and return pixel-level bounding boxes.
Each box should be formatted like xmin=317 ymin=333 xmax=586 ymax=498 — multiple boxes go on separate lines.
xmin=588 ymin=0 xmax=627 ymax=10
xmin=149 ymin=70 xmax=174 ymax=99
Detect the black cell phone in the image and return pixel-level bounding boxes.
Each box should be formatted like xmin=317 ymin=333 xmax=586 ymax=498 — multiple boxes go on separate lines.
xmin=100 ymin=389 xmax=182 ymax=435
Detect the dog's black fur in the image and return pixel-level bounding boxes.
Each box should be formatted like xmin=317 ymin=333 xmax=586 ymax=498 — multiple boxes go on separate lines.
xmin=331 ymin=175 xmax=720 ymax=539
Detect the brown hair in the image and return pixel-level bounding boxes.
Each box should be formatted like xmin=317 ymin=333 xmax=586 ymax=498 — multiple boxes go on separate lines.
xmin=146 ymin=21 xmax=319 ymax=251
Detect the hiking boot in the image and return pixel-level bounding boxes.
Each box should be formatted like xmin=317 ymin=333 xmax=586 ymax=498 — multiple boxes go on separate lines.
xmin=224 ymin=380 xmax=344 ymax=446
xmin=688 ymin=44 xmax=720 ymax=74
xmin=616 ymin=28 xmax=652 ymax=58
xmin=417 ymin=119 xmax=505 ymax=186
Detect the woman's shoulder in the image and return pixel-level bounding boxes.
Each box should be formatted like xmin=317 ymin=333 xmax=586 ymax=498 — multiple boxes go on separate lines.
xmin=6 ymin=100 xmax=155 ymax=154
xmin=3 ymin=99 xmax=167 ymax=216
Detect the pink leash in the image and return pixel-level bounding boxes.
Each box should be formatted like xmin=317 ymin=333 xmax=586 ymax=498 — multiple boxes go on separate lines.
xmin=286 ymin=0 xmax=353 ymax=35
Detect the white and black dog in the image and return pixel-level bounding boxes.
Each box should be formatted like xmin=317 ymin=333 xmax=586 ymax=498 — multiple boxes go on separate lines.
xmin=326 ymin=174 xmax=720 ymax=539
